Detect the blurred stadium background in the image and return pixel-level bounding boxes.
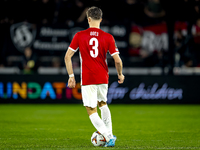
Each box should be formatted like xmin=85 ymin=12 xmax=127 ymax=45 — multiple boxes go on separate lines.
xmin=0 ymin=0 xmax=200 ymax=149
xmin=0 ymin=0 xmax=200 ymax=103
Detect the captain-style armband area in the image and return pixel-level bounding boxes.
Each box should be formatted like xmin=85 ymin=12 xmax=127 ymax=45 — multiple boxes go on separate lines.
xmin=69 ymin=74 xmax=74 ymax=78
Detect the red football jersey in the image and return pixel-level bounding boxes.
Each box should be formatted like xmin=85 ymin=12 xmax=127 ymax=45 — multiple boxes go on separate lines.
xmin=69 ymin=27 xmax=119 ymax=85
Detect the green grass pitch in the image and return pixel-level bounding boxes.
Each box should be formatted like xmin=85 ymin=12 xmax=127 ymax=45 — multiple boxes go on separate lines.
xmin=0 ymin=104 xmax=200 ymax=150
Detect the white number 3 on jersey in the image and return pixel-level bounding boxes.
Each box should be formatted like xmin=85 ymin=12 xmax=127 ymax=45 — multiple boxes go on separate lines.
xmin=89 ymin=38 xmax=98 ymax=58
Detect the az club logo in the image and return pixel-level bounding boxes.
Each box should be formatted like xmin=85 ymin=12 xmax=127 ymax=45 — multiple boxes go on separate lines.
xmin=10 ymin=22 xmax=36 ymax=53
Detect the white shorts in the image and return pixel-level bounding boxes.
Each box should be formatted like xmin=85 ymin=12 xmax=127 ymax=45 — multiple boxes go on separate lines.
xmin=81 ymin=84 xmax=108 ymax=108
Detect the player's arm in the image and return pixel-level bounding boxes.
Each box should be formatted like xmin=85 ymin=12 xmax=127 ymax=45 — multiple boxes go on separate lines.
xmin=112 ymin=54 xmax=124 ymax=84
xmin=64 ymin=48 xmax=76 ymax=88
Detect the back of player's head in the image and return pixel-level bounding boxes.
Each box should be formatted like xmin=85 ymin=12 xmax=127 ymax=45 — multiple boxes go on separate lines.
xmin=86 ymin=6 xmax=102 ymax=20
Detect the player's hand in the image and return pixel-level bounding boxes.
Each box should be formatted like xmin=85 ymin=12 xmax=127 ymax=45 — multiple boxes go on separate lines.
xmin=68 ymin=77 xmax=76 ymax=88
xmin=118 ymin=74 xmax=125 ymax=84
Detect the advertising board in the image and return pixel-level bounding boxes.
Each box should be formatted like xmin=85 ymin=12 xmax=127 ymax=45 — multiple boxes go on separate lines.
xmin=0 ymin=75 xmax=199 ymax=104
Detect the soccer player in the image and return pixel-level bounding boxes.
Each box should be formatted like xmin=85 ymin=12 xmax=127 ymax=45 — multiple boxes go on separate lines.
xmin=64 ymin=6 xmax=124 ymax=147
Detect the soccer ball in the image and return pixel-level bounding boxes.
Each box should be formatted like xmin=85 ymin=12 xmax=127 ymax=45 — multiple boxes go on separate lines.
xmin=91 ymin=131 xmax=106 ymax=146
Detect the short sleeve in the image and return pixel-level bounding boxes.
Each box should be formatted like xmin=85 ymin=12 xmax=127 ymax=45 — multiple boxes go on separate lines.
xmin=69 ymin=33 xmax=79 ymax=52
xmin=108 ymin=35 xmax=119 ymax=56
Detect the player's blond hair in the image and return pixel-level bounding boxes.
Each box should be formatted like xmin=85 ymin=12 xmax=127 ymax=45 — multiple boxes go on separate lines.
xmin=86 ymin=6 xmax=102 ymax=20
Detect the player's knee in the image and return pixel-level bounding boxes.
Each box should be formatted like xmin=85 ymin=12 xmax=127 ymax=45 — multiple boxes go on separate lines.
xmin=85 ymin=106 xmax=97 ymax=116
xmin=98 ymin=101 xmax=107 ymax=108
